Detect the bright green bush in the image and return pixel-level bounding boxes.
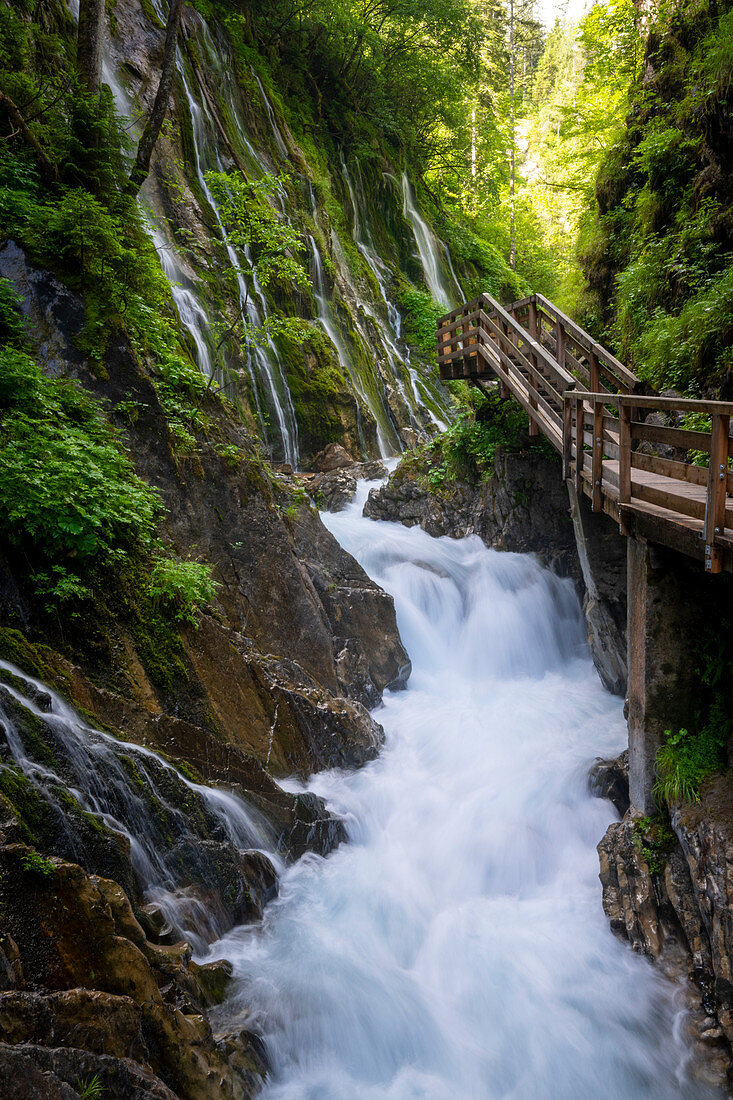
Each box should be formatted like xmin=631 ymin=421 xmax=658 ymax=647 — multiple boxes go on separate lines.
xmin=0 ymin=347 xmax=159 ymax=569
xmin=149 ymin=558 xmax=218 ymax=626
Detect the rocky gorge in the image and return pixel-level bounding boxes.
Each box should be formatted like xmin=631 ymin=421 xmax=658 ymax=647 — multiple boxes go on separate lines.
xmin=1 ymin=0 xmax=733 ymax=1093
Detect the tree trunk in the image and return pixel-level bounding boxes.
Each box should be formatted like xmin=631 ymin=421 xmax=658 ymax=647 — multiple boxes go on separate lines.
xmin=509 ymin=0 xmax=515 ymax=271
xmin=127 ymin=0 xmax=185 ymax=197
xmin=0 ymin=93 xmax=58 ymax=185
xmin=77 ymin=0 xmax=105 ymax=96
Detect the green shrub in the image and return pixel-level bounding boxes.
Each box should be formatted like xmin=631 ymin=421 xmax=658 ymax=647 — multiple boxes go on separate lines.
xmin=654 ymin=726 xmax=725 ymax=805
xmin=20 ymin=848 xmax=55 ymax=877
xmin=632 ymin=815 xmax=676 ymax=875
xmin=0 ymin=348 xmax=160 ymax=570
xmin=398 ymin=289 xmax=445 ymax=358
xmin=149 ymin=558 xmax=218 ymax=626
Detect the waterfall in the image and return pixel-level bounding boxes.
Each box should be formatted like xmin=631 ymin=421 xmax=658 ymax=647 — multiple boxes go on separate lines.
xmin=308 ymin=231 xmax=399 ymax=459
xmin=400 ymin=173 xmax=462 ymax=309
xmin=177 ymin=55 xmax=300 ymax=468
xmin=94 ymin=2 xmax=300 ymax=465
xmin=341 ymin=158 xmax=450 ymax=433
xmin=206 ymin=477 xmax=717 ymax=1099
xmin=252 ymin=70 xmax=290 ymax=161
xmin=0 ymin=659 xmax=279 ymax=956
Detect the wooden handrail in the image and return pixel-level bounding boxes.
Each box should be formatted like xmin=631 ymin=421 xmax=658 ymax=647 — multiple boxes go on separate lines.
xmin=437 ymin=291 xmax=733 ymax=573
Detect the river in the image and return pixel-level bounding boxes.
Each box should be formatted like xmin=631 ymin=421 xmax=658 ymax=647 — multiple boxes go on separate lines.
xmin=208 ymin=476 xmax=717 ymax=1099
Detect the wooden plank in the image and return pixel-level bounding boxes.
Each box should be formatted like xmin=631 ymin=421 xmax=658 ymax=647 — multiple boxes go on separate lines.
xmin=631 ymin=450 xmax=709 ymax=487
xmin=619 ymin=394 xmax=733 ymax=416
xmin=631 ymin=421 xmax=713 ymax=452
xmin=562 ymin=395 xmax=572 ymax=480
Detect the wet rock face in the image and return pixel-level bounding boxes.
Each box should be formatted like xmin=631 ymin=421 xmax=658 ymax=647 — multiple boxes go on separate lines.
xmin=0 ymin=846 xmax=261 ymax=1098
xmin=0 ymin=244 xmax=407 ymax=784
xmin=589 ymin=752 xmax=630 ymax=817
xmin=364 ymin=450 xmax=579 ymax=578
xmin=596 ymin=764 xmax=733 ymax=1086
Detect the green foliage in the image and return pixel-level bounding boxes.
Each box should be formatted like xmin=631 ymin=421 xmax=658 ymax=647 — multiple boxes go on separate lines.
xmin=77 ymin=1076 xmax=104 ymax=1100
xmin=632 ymin=815 xmax=676 ymax=875
xmin=20 ymin=848 xmax=55 ymax=877
xmin=0 ymin=348 xmax=160 ymax=584
xmin=398 ymin=290 xmax=444 ymax=357
xmin=654 ymin=614 xmax=733 ymax=804
xmin=582 ymin=0 xmax=733 ymax=390
xmin=654 ymin=727 xmax=723 ymax=805
xmin=204 ymin=170 xmax=314 ymax=355
xmin=0 ymin=278 xmax=26 ymax=347
xmin=403 ymin=385 xmax=540 ymax=491
xmin=149 ymin=558 xmax=218 ymax=627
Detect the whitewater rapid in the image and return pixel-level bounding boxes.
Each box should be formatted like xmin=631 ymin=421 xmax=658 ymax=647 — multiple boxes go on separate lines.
xmin=209 ymin=478 xmax=716 ymax=1098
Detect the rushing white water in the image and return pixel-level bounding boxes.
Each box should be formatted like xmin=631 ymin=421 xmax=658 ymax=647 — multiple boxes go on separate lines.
xmin=209 ymin=478 xmax=716 ymax=1099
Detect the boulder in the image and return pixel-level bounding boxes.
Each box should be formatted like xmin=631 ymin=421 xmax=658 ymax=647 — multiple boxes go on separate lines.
xmin=312 ymin=443 xmax=353 ymax=472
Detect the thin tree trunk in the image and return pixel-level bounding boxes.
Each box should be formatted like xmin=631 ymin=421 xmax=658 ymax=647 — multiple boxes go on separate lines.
xmin=127 ymin=0 xmax=185 ymax=196
xmin=77 ymin=0 xmax=105 ymax=96
xmin=0 ymin=92 xmax=58 ymax=184
xmin=509 ymin=0 xmax=515 ymax=270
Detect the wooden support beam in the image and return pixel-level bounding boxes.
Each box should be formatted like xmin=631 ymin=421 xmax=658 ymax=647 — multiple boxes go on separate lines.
xmin=562 ymin=395 xmax=572 ymax=480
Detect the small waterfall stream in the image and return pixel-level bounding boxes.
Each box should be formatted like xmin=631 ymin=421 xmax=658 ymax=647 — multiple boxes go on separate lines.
xmin=207 ymin=477 xmax=717 ymax=1099
xmin=399 ymin=173 xmax=462 ymax=309
xmin=0 ymin=660 xmax=278 ymax=955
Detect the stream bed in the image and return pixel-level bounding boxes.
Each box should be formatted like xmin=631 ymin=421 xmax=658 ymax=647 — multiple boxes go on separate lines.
xmin=209 ymin=478 xmax=718 ymax=1099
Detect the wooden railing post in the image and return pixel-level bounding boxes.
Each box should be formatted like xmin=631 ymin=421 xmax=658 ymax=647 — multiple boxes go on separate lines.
xmin=556 ymin=318 xmax=565 ymax=375
xmin=575 ymin=398 xmax=584 ymax=494
xmin=589 ymin=348 xmax=599 ymax=394
xmin=527 ymin=299 xmax=539 ymax=437
xmin=618 ymin=400 xmax=632 ymax=535
xmin=704 ymin=412 xmax=730 ymax=573
xmin=562 ymin=393 xmax=572 ymax=481
xmin=592 ymin=396 xmax=604 ymax=512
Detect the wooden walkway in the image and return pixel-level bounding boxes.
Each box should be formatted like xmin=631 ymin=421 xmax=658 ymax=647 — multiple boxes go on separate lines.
xmin=437 ymin=292 xmax=733 ymax=573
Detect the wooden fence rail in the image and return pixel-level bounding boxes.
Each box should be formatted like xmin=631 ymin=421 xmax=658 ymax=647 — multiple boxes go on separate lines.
xmin=438 ymin=292 xmax=733 ymax=573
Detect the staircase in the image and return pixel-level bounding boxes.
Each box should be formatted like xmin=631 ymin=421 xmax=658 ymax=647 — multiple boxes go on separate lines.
xmin=437 ymin=292 xmax=733 ymax=574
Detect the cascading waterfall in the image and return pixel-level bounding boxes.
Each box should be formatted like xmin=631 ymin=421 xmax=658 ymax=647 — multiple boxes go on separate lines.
xmin=308 ymin=231 xmax=399 ymax=459
xmin=206 ymin=476 xmax=717 ymax=1099
xmin=399 ymin=173 xmax=463 ymax=309
xmin=177 ymin=55 xmax=300 ymax=467
xmin=75 ymin=0 xmax=456 ymax=463
xmin=341 ymin=158 xmax=450 ymax=432
xmin=0 ymin=659 xmax=278 ymax=955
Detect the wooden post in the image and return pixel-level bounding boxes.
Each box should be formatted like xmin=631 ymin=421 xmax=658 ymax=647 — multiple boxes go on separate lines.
xmin=527 ymin=301 xmax=539 ymax=437
xmin=562 ymin=393 xmax=572 ymax=481
xmin=556 ymin=319 xmax=565 ymax=375
xmin=575 ymin=397 xmax=584 ymax=494
xmin=589 ymin=348 xmax=599 ymax=394
xmin=592 ymin=397 xmax=603 ymax=512
xmin=619 ymin=401 xmax=632 ymax=535
xmin=704 ymin=412 xmax=729 ymax=574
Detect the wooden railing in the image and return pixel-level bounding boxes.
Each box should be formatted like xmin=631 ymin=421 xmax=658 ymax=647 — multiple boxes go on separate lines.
xmin=437 ymin=292 xmax=733 ymax=573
